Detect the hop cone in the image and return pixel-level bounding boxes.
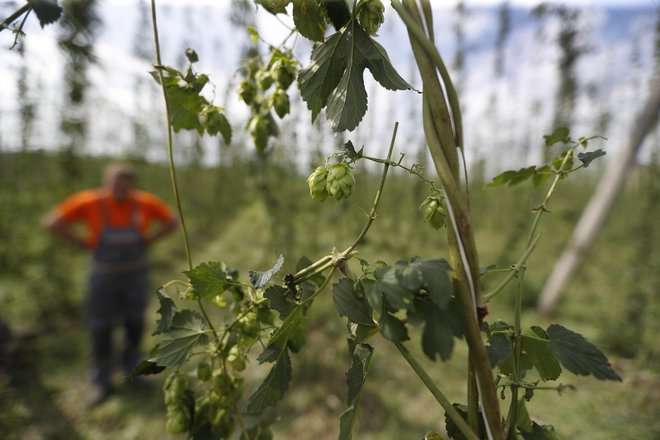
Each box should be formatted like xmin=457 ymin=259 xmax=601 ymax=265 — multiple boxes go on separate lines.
xmin=326 ymin=163 xmax=355 ymax=200
xmin=357 ymin=0 xmax=385 ymax=35
xmin=307 ymin=166 xmax=329 ymax=202
xmin=420 ymin=195 xmax=446 ymax=230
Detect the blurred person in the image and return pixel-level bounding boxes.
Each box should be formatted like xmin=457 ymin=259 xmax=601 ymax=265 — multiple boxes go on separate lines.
xmin=43 ymin=162 xmax=178 ymax=406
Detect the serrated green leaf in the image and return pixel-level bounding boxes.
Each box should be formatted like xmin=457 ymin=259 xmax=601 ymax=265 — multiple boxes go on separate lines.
xmin=150 ymin=310 xmax=208 ymax=367
xmin=264 ymin=285 xmax=296 ymax=320
xmin=521 ymin=328 xmax=562 ymax=381
xmin=413 ymin=297 xmax=458 ymax=361
xmin=27 ymin=0 xmax=62 ymax=27
xmin=520 ymin=422 xmax=551 ymax=440
xmin=378 ymin=312 xmax=409 ymax=343
xmin=299 ymin=18 xmax=411 ymax=132
xmin=577 ymin=149 xmax=606 ymax=167
xmin=333 ymin=278 xmax=375 ymax=326
xmin=487 ymin=166 xmax=538 ymax=188
xmin=339 ymin=344 xmax=374 ymax=440
xmin=547 ymin=324 xmax=621 ymax=381
xmin=130 ymin=359 xmax=166 ymax=377
xmin=360 ymin=278 xmax=383 ymax=312
xmin=258 ymin=306 xmax=306 ymax=363
xmin=256 ymin=0 xmax=290 ymax=14
xmin=293 ymin=0 xmax=326 ymax=42
xmin=337 ymin=140 xmax=364 ymax=163
xmin=409 ymin=257 xmax=452 ymax=309
xmin=247 ymin=350 xmax=292 ymax=414
xmin=445 ymin=403 xmax=485 ymax=440
xmin=374 ymin=265 xmax=414 ymax=311
xmin=532 ymin=165 xmax=552 ymax=187
xmin=184 ymin=261 xmax=232 ymax=301
xmin=249 ymin=254 xmax=285 ymax=288
xmin=487 ymin=333 xmax=511 ymax=367
xmin=544 ymin=127 xmax=570 ymax=146
xmin=153 ymin=288 xmax=176 ymax=335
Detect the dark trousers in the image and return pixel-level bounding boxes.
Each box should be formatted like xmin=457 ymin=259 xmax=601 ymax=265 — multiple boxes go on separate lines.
xmin=87 ymin=265 xmax=149 ymax=387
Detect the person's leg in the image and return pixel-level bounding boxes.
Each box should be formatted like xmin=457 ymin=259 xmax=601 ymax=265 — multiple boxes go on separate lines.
xmin=121 ymin=267 xmax=149 ymax=377
xmin=88 ymin=270 xmax=117 ymax=404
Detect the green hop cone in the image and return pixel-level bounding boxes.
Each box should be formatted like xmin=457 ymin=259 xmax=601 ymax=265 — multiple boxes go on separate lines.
xmin=270 ymin=58 xmax=296 ymax=90
xmin=238 ymin=79 xmax=256 ymax=105
xmin=166 ymin=406 xmax=191 ymax=434
xmin=326 ymin=163 xmax=355 ymax=200
xmin=307 ymin=166 xmax=329 ymax=202
xmin=270 ymin=89 xmax=290 ymax=119
xmin=255 ymin=69 xmax=274 ymax=91
xmin=197 ymin=361 xmax=213 ymax=382
xmin=357 ymin=0 xmax=385 ymax=35
xmin=420 ymin=195 xmax=446 ymax=230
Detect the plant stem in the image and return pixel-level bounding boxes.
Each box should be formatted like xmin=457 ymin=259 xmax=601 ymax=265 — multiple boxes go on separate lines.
xmin=396 ymin=343 xmax=479 ymax=440
xmin=150 ymin=0 xmax=217 ymax=338
xmin=0 ymin=3 xmax=29 ymax=33
xmin=395 ymin=2 xmax=503 ymax=437
xmin=483 ymin=234 xmax=541 ymax=302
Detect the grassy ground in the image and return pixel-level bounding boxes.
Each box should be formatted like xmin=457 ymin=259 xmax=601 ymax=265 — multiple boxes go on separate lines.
xmin=1 ymin=163 xmax=659 ymax=439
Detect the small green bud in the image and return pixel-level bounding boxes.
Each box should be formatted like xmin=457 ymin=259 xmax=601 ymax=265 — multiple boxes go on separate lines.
xmin=326 ymin=163 xmax=355 ymax=200
xmin=307 ymin=166 xmax=329 ymax=202
xmin=420 ymin=195 xmax=446 ymax=230
xmin=357 ymin=0 xmax=385 ymax=35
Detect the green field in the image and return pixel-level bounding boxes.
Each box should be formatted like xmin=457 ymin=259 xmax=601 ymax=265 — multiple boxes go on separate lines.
xmin=1 ymin=152 xmax=659 ymax=439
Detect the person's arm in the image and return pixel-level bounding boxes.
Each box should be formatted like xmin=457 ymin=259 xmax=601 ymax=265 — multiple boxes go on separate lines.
xmin=143 ymin=214 xmax=178 ymax=245
xmin=42 ymin=211 xmax=89 ymax=249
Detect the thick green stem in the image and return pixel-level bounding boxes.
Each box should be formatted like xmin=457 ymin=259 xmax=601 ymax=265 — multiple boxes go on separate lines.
xmin=396 ymin=343 xmax=479 ymax=440
xmin=394 ymin=1 xmax=503 ymax=438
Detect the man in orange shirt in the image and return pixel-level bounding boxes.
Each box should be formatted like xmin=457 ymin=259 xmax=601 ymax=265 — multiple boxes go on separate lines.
xmin=43 ymin=163 xmax=178 ymax=406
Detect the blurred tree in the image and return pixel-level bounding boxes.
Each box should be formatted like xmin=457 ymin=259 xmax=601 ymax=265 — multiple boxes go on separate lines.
xmin=57 ymin=0 xmax=100 ymax=181
xmin=494 ymin=1 xmax=511 ymax=78
xmin=533 ymin=4 xmax=588 ymax=147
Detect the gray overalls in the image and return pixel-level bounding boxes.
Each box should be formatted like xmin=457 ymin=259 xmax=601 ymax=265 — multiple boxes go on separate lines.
xmin=88 ymin=196 xmax=149 ymax=388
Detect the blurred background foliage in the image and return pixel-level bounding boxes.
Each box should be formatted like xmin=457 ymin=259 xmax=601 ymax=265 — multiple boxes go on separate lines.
xmin=0 ymin=0 xmax=659 ymax=439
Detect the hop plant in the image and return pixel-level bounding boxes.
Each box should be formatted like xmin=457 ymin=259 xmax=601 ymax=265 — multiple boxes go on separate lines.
xmin=357 ymin=0 xmax=385 ymax=35
xmin=307 ymin=166 xmax=329 ymax=202
xmin=326 ymin=163 xmax=355 ymax=200
xmin=420 ymin=195 xmax=446 ymax=229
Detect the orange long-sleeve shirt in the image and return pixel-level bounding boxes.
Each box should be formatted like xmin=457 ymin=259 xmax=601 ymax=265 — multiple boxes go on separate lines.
xmin=55 ymin=188 xmax=174 ymax=249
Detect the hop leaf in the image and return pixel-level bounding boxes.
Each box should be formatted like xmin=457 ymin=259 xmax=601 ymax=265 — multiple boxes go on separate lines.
xmin=307 ymin=166 xmax=329 ymax=202
xmin=326 ymin=163 xmax=355 ymax=200
xmin=357 ymin=0 xmax=385 ymax=35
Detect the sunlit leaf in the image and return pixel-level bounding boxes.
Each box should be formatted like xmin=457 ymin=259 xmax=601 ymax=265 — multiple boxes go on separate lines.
xmin=249 ymin=254 xmax=284 ymax=288
xmin=293 ymin=0 xmax=325 ymax=42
